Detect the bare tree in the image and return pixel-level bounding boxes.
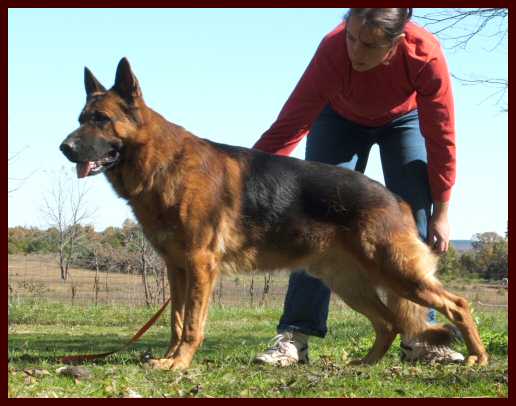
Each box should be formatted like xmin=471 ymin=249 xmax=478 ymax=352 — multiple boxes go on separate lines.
xmin=214 ymin=275 xmax=223 ymax=306
xmin=8 ymin=147 xmax=37 ymax=194
xmin=450 ymin=74 xmax=507 ymax=112
xmin=123 ymin=221 xmax=167 ymax=306
xmin=259 ymin=273 xmax=272 ymax=307
xmin=416 ymin=8 xmax=507 ymax=50
xmin=415 ymin=8 xmax=508 ymax=111
xmin=85 ymin=233 xmax=103 ymax=306
xmin=42 ymin=168 xmax=92 ymax=281
xmin=249 ymin=272 xmax=255 ymax=306
xmin=93 ymin=246 xmax=101 ymax=305
xmin=86 ymin=243 xmax=121 ymax=304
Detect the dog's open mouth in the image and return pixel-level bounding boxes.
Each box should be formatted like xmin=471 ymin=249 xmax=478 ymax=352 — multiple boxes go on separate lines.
xmin=76 ymin=151 xmax=120 ymax=178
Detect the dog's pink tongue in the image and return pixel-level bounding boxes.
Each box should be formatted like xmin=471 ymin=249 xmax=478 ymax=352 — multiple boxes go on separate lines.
xmin=76 ymin=162 xmax=94 ymax=178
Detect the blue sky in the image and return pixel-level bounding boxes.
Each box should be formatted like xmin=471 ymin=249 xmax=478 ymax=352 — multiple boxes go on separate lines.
xmin=8 ymin=8 xmax=508 ymax=239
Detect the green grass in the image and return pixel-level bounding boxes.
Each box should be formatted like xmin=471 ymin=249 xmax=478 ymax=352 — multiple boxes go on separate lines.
xmin=8 ymin=301 xmax=508 ymax=398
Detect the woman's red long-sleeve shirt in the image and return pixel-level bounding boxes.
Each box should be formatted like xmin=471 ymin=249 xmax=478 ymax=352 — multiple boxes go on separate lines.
xmin=253 ymin=21 xmax=456 ymax=203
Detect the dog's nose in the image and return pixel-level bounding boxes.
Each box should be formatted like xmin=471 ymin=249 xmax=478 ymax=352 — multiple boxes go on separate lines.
xmin=60 ymin=141 xmax=76 ymax=160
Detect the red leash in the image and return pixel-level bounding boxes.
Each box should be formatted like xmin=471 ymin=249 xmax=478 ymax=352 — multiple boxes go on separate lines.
xmin=61 ymin=298 xmax=171 ymax=364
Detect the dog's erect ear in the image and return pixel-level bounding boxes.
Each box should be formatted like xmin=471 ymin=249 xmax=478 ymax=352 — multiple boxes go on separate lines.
xmin=84 ymin=67 xmax=106 ymax=97
xmin=113 ymin=57 xmax=142 ymax=104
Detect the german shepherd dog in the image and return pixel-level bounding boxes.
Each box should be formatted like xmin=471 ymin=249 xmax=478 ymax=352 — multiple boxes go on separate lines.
xmin=60 ymin=58 xmax=488 ymax=370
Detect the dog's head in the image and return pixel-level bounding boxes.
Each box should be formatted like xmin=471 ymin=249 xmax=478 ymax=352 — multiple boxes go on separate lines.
xmin=60 ymin=58 xmax=146 ymax=178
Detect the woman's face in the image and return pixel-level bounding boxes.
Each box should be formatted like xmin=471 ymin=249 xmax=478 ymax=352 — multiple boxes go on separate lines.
xmin=345 ymin=15 xmax=402 ymax=72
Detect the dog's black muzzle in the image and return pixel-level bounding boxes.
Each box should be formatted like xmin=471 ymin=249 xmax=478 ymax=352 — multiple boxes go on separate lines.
xmin=60 ymin=139 xmax=81 ymax=163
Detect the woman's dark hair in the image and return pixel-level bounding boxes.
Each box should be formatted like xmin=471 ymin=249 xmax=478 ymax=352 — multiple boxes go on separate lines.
xmin=345 ymin=8 xmax=413 ymax=43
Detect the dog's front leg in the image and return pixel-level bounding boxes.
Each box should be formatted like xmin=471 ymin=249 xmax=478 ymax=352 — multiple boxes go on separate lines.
xmin=146 ymin=263 xmax=187 ymax=371
xmin=166 ymin=250 xmax=218 ymax=370
xmin=165 ymin=265 xmax=186 ymax=357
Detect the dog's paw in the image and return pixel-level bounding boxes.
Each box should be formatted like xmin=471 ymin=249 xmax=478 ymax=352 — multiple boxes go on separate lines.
xmin=144 ymin=357 xmax=192 ymax=371
xmin=144 ymin=358 xmax=175 ymax=370
xmin=168 ymin=358 xmax=191 ymax=370
xmin=465 ymin=354 xmax=489 ymax=366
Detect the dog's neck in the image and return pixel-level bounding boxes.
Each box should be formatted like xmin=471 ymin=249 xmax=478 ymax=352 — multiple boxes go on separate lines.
xmin=106 ymin=109 xmax=180 ymax=193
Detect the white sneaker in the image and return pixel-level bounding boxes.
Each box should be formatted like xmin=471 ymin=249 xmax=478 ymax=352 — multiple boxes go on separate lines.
xmin=400 ymin=340 xmax=465 ymax=364
xmin=254 ymin=331 xmax=309 ymax=366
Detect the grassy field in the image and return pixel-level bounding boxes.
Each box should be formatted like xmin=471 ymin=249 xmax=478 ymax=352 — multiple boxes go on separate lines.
xmin=8 ymin=301 xmax=508 ymax=398
xmin=8 ymin=254 xmax=508 ymax=397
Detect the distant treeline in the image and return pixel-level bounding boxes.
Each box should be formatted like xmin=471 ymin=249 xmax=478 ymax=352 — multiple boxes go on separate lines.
xmin=8 ymin=219 xmax=162 ymax=276
xmin=8 ymin=222 xmax=508 ymax=281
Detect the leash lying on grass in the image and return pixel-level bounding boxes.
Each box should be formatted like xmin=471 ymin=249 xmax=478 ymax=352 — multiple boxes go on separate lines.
xmin=60 ymin=298 xmax=170 ymax=364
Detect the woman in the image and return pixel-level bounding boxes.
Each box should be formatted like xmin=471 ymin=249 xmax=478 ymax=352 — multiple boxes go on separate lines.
xmin=253 ymin=8 xmax=464 ymax=366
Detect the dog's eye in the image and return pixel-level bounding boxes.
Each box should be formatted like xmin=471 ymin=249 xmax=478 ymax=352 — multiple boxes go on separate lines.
xmin=93 ymin=112 xmax=110 ymax=124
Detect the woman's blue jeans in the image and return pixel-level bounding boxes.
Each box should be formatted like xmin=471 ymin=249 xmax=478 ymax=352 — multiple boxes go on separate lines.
xmin=277 ymin=105 xmax=437 ymax=337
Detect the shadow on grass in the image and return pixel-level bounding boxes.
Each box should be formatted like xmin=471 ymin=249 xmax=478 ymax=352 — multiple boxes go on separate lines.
xmin=8 ymin=330 xmax=268 ymax=366
xmin=8 ymin=309 xmax=507 ymax=367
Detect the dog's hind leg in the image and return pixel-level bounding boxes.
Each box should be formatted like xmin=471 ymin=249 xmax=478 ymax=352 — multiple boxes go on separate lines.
xmin=322 ymin=267 xmax=399 ymax=365
xmin=398 ymin=283 xmax=487 ymax=365
xmin=380 ymin=236 xmax=488 ymax=366
xmin=339 ymin=291 xmax=398 ymax=365
xmin=359 ymin=321 xmax=397 ymax=365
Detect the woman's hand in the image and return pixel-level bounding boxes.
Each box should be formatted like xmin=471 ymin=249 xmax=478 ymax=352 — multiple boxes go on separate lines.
xmin=428 ymin=201 xmax=450 ymax=254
